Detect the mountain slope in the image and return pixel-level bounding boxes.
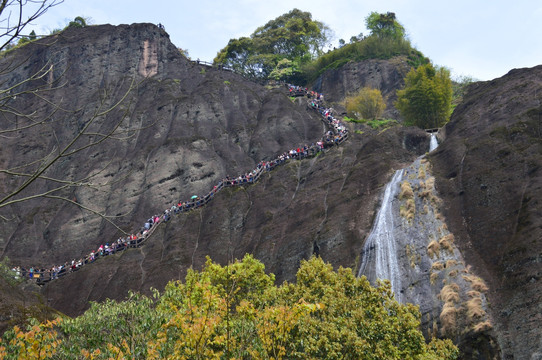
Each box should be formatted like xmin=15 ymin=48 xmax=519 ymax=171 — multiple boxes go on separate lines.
xmin=0 ymin=23 xmax=428 ymax=318
xmin=431 ymin=65 xmax=542 ymax=359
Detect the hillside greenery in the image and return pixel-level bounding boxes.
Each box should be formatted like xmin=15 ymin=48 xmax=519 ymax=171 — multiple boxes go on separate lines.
xmin=300 ymin=36 xmax=428 ymax=84
xmin=214 ymin=8 xmax=331 ymax=81
xmin=214 ymin=9 xmax=428 ymax=85
xmin=296 ymin=11 xmax=427 ymax=83
xmin=0 ymin=256 xmax=458 ymax=359
xmin=345 ymin=87 xmax=387 ymax=120
xmin=396 ymin=63 xmax=453 ymax=129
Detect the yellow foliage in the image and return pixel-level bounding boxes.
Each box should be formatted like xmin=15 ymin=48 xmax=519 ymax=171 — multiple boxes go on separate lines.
xmin=345 ymin=87 xmax=386 ymax=120
xmin=431 ymin=262 xmax=445 ymax=271
xmin=6 ymin=318 xmax=62 ymax=360
xmin=149 ymin=284 xmax=227 ymax=359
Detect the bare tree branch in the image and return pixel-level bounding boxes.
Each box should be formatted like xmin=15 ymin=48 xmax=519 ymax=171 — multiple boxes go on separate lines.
xmin=0 ymin=76 xmax=139 ymax=209
xmin=0 ymin=1 xmax=64 ymax=52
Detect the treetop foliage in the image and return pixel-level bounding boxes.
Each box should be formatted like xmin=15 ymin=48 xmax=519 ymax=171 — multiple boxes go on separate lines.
xmin=365 ymin=12 xmax=406 ymax=40
xmin=395 ymin=63 xmax=453 ymax=129
xmin=0 ymin=255 xmax=458 ymax=359
xmin=214 ymin=8 xmax=331 ymax=81
xmin=214 ymin=9 xmax=429 ymax=84
xmin=301 ymin=11 xmax=428 ymax=84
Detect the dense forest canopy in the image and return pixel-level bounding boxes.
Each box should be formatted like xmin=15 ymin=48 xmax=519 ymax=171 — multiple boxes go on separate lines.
xmin=0 ymin=256 xmax=459 ymax=359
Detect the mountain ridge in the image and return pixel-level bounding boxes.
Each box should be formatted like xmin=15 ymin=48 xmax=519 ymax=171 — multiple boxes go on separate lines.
xmin=1 ymin=22 xmax=541 ymax=358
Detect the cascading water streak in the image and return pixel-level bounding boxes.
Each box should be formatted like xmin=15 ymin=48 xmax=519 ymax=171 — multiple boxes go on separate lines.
xmin=429 ymin=133 xmax=438 ymax=152
xmin=357 ymin=169 xmax=404 ymax=302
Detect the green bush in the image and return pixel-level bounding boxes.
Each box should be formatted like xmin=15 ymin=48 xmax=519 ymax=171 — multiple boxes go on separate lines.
xmin=1 ymin=256 xmax=459 ymax=359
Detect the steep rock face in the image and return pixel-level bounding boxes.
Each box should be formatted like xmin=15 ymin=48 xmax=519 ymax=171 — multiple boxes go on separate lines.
xmin=431 ymin=66 xmax=542 ymax=359
xmin=311 ymin=57 xmax=411 ymax=118
xmin=0 ymin=23 xmax=322 ymax=266
xmin=0 ymin=24 xmax=429 ymax=319
xmin=43 ymin=125 xmax=429 ymax=316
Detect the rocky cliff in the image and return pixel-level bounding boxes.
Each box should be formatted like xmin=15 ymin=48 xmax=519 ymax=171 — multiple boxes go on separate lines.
xmin=431 ymin=66 xmax=542 ymax=359
xmin=0 ymin=24 xmax=427 ymax=318
xmin=2 ymin=22 xmax=540 ymax=358
xmin=311 ymin=57 xmax=411 ymax=119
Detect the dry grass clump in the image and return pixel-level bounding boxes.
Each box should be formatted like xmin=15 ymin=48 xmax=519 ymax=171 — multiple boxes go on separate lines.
xmin=430 ymin=272 xmax=439 ymax=285
xmin=471 ymin=278 xmax=489 ymax=292
xmin=427 ymin=240 xmax=440 ymax=258
xmin=418 ymin=165 xmax=426 ymax=179
xmin=462 ymin=275 xmax=489 ymax=292
xmin=446 ymin=259 xmax=458 ymax=268
xmin=448 ymin=269 xmax=458 ymax=277
xmin=422 ymin=204 xmax=429 ymax=215
xmin=466 ymin=297 xmax=485 ymax=320
xmin=405 ymin=244 xmax=420 ymax=268
xmin=439 ymin=282 xmax=461 ymax=336
xmin=467 ymin=290 xmax=481 ymax=298
xmin=400 ymin=199 xmax=416 ymax=221
xmin=439 ymin=283 xmax=460 ymax=303
xmin=440 ymin=303 xmax=458 ymax=335
xmin=400 ymin=180 xmax=414 ymax=199
xmin=399 ymin=180 xmax=416 ymax=221
xmin=419 ymin=189 xmax=431 ymax=200
xmin=473 ymin=320 xmax=493 ymax=333
xmin=439 ymin=234 xmax=455 ymax=253
xmin=431 ymin=261 xmax=445 ymax=271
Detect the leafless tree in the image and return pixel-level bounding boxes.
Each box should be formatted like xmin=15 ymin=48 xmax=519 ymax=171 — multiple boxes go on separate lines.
xmin=0 ymin=0 xmax=63 ymax=52
xmin=0 ymin=1 xmax=148 ymax=233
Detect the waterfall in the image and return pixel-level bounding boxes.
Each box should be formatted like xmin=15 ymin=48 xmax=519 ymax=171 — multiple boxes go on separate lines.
xmin=429 ymin=133 xmax=438 ymax=152
xmin=358 ymin=169 xmax=404 ymax=302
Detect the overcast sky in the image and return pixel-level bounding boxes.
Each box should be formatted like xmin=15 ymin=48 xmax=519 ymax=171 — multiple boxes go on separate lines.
xmin=28 ymin=0 xmax=542 ymax=81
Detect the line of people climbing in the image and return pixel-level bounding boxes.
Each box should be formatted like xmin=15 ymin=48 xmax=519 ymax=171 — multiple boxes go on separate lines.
xmin=10 ymin=84 xmax=348 ymax=284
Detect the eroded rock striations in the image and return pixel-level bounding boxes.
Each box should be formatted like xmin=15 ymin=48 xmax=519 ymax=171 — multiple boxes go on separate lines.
xmin=431 ymin=66 xmax=542 ymax=359
xmin=0 ymin=23 xmax=427 ymax=320
xmin=311 ymin=57 xmax=411 ymax=119
xmin=5 ymin=21 xmax=538 ymax=358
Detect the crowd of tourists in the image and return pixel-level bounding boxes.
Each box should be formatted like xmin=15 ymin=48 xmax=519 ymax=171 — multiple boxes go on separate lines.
xmin=10 ymin=84 xmax=348 ymax=284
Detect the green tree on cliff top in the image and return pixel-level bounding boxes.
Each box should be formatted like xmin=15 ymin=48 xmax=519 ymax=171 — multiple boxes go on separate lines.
xmin=214 ymin=9 xmax=331 ymax=80
xmin=365 ymin=11 xmax=406 ymax=40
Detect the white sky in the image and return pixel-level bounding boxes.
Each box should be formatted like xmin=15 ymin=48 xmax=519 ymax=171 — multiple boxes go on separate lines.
xmin=26 ymin=0 xmax=542 ymax=81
